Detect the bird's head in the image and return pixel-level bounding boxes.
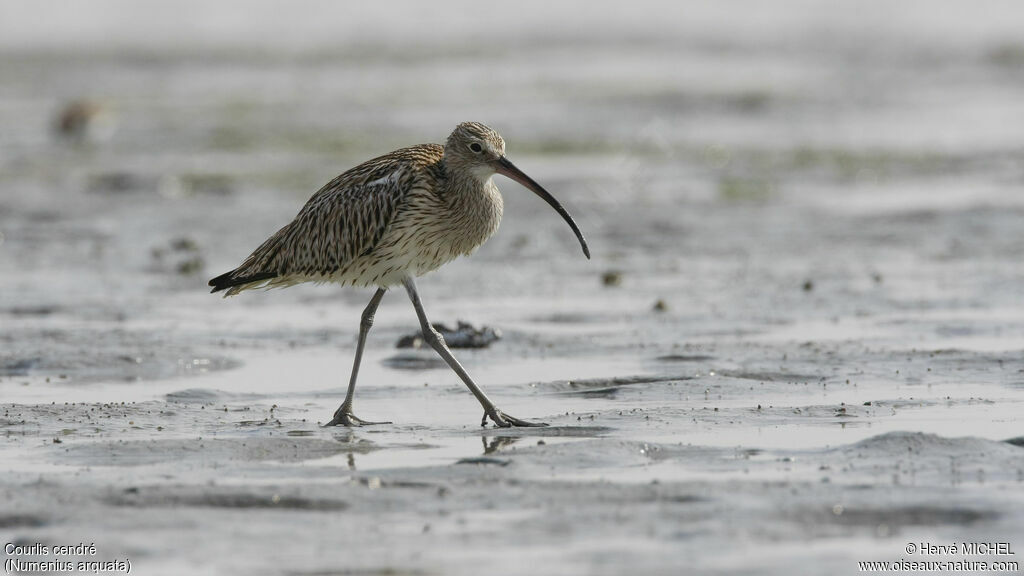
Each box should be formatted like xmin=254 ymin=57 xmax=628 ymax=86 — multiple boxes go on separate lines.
xmin=444 ymin=121 xmax=590 ymax=260
xmin=445 ymin=121 xmax=507 ymax=180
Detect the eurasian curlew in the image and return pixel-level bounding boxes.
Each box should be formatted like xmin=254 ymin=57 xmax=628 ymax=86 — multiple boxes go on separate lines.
xmin=209 ymin=122 xmax=589 ymax=427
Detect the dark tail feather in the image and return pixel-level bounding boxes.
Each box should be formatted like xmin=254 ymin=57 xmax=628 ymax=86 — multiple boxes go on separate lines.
xmin=208 ymin=270 xmax=277 ymax=293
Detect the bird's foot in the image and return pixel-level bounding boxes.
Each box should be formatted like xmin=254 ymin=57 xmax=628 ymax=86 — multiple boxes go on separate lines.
xmin=482 ymin=407 xmax=548 ymax=428
xmin=324 ymin=409 xmax=390 ymax=427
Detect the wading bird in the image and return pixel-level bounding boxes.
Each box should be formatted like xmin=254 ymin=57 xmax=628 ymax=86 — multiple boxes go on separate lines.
xmin=209 ymin=122 xmax=589 ymax=427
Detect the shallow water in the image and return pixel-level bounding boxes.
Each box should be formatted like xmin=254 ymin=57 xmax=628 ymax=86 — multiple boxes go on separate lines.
xmin=3 ymin=1 xmax=1024 ymax=575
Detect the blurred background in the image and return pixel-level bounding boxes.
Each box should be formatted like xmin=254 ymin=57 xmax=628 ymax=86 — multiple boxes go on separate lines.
xmin=4 ymin=0 xmax=1024 ymax=381
xmin=3 ymin=2 xmax=1024 ymax=574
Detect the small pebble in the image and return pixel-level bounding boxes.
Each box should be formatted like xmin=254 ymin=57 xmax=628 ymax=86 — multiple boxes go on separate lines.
xmin=602 ymin=270 xmax=623 ymax=287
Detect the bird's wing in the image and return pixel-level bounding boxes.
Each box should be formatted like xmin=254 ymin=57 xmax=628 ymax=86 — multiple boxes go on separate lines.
xmin=287 ymin=167 xmax=412 ymax=274
xmin=223 ymin=144 xmax=443 ymax=284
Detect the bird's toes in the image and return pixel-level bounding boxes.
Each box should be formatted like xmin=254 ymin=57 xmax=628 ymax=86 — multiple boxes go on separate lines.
xmin=501 ymin=411 xmax=549 ymax=428
xmin=484 ymin=409 xmax=512 ymax=428
xmin=325 ymin=411 xmax=389 ymax=427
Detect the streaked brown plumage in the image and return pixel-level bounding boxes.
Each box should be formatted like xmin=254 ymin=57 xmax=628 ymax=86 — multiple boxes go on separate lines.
xmin=209 ymin=122 xmax=589 ymax=428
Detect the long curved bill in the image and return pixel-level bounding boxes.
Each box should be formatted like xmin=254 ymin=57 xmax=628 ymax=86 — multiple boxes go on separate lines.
xmin=495 ymin=156 xmax=591 ymax=259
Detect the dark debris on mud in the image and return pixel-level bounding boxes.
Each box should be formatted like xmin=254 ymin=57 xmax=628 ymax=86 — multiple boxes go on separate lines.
xmin=396 ymin=321 xmax=501 ymax=349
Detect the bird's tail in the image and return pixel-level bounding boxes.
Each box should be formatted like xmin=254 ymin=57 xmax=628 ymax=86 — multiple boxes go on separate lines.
xmin=209 ymin=222 xmax=290 ymax=295
xmin=208 ymin=270 xmax=278 ymax=295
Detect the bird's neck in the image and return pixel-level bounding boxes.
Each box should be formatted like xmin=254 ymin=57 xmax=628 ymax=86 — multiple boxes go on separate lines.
xmin=438 ymin=160 xmax=503 ymax=220
xmin=441 ymin=160 xmax=492 ymax=188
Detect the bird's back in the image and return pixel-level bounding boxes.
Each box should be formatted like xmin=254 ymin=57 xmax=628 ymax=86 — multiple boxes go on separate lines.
xmin=210 ymin=144 xmax=445 ymax=295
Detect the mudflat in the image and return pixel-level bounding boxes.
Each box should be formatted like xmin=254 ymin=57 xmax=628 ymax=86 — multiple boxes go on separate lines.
xmin=2 ymin=2 xmax=1024 ymax=574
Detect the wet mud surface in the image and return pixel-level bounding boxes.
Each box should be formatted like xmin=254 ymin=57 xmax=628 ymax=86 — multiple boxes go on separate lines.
xmin=3 ymin=1 xmax=1024 ymax=574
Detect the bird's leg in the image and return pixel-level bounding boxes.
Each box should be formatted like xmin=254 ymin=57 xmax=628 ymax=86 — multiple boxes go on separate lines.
xmin=401 ymin=276 xmax=547 ymax=428
xmin=325 ymin=288 xmax=390 ymax=427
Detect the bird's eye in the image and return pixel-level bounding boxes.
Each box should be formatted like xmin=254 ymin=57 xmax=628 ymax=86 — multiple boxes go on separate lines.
xmin=469 ymin=142 xmax=483 ymax=153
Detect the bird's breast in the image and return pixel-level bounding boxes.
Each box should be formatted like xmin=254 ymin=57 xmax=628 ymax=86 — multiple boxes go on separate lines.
xmin=443 ymin=179 xmax=504 ymax=255
xmin=360 ymin=180 xmax=503 ymax=283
